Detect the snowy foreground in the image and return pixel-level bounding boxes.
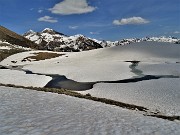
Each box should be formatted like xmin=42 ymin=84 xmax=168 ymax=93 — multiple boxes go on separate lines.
xmin=0 ymin=86 xmax=180 ymax=135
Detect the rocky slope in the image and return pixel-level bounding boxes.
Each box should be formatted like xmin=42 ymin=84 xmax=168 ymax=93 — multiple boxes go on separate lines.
xmin=0 ymin=26 xmax=38 ymax=49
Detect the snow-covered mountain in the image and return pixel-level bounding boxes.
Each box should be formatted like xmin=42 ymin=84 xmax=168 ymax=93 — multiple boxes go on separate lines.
xmin=142 ymin=36 xmax=180 ymax=43
xmin=24 ymin=28 xmax=143 ymax=50
xmin=24 ymin=28 xmax=180 ymax=52
xmin=97 ymin=37 xmax=180 ymax=47
xmin=97 ymin=38 xmax=141 ymax=47
xmin=23 ymin=28 xmax=103 ymax=52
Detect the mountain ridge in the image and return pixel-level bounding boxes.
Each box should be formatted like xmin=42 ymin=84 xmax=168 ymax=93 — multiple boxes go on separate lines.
xmin=23 ymin=28 xmax=103 ymax=52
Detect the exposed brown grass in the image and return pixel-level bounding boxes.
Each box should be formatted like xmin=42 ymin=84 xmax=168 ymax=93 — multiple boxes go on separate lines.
xmin=23 ymin=52 xmax=64 ymax=61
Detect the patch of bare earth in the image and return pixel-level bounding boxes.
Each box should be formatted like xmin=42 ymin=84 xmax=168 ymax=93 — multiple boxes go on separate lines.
xmin=23 ymin=52 xmax=64 ymax=61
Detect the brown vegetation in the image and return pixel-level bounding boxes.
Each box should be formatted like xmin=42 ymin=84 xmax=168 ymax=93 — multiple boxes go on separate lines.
xmin=23 ymin=52 xmax=64 ymax=61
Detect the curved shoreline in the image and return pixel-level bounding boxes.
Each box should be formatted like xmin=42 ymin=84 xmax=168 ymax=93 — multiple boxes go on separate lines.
xmin=0 ymin=62 xmax=179 ymax=91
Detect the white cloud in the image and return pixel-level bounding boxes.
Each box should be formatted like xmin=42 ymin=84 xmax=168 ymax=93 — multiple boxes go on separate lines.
xmin=49 ymin=0 xmax=96 ymax=15
xmin=113 ymin=17 xmax=150 ymax=25
xmin=69 ymin=26 xmax=79 ymax=29
xmin=90 ymin=31 xmax=100 ymax=35
xmin=38 ymin=16 xmax=58 ymax=23
xmin=38 ymin=9 xmax=43 ymax=13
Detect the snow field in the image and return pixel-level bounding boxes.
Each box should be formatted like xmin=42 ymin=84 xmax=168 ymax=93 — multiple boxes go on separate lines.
xmin=0 ymin=86 xmax=180 ymax=135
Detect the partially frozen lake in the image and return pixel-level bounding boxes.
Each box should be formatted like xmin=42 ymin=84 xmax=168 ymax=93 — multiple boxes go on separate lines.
xmin=0 ymin=41 xmax=180 ymax=116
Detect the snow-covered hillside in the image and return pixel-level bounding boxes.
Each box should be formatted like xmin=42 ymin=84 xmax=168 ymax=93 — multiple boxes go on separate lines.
xmin=0 ymin=86 xmax=180 ymax=135
xmin=0 ymin=40 xmax=32 ymax=62
xmin=0 ymin=40 xmax=32 ymax=50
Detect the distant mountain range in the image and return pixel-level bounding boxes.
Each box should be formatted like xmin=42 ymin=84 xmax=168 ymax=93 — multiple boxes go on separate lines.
xmin=0 ymin=26 xmax=179 ymax=52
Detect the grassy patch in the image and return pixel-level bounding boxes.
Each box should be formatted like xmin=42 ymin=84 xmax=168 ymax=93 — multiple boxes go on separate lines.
xmin=23 ymin=52 xmax=64 ymax=61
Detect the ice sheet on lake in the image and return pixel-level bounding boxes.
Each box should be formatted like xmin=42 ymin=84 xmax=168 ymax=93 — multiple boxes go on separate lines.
xmin=0 ymin=69 xmax=52 ymax=87
xmin=138 ymin=63 xmax=180 ymax=76
xmin=79 ymin=78 xmax=180 ymax=116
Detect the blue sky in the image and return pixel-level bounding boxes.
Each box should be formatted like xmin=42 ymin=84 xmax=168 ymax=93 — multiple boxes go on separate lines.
xmin=0 ymin=0 xmax=179 ymax=41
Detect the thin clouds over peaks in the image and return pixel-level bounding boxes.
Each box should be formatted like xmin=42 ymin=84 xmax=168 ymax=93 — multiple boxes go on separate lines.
xmin=113 ymin=17 xmax=150 ymax=25
xmin=49 ymin=0 xmax=96 ymax=15
xmin=38 ymin=16 xmax=58 ymax=23
xmin=69 ymin=26 xmax=79 ymax=29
